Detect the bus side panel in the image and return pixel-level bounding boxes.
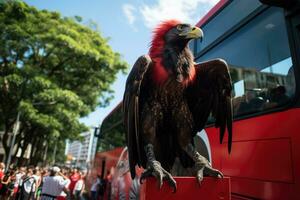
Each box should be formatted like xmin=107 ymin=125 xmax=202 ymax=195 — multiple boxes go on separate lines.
xmin=205 ymin=108 xmax=300 ymax=200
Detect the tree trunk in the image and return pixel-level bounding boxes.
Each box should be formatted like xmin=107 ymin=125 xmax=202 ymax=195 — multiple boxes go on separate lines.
xmin=29 ymin=135 xmax=44 ymax=165
xmin=2 ymin=118 xmax=19 ymax=164
xmin=13 ymin=129 xmax=25 ymax=158
xmin=43 ymin=140 xmax=48 ymax=165
xmin=2 ymin=130 xmax=9 ymax=162
xmin=29 ymin=136 xmax=38 ymax=161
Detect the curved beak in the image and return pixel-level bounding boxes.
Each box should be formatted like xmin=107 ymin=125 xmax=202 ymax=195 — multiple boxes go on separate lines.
xmin=186 ymin=26 xmax=203 ymax=39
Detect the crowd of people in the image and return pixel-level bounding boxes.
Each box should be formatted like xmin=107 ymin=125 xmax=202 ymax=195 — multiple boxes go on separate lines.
xmin=0 ymin=162 xmax=95 ymax=200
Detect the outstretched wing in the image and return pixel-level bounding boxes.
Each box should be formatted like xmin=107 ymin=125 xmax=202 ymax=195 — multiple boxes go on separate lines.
xmin=186 ymin=59 xmax=233 ymax=153
xmin=123 ymin=55 xmax=152 ymax=179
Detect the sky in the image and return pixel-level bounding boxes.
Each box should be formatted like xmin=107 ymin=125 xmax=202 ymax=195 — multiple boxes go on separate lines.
xmin=23 ymin=0 xmax=219 ymax=128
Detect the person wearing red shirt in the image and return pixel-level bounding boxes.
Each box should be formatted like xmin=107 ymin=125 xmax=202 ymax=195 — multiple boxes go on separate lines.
xmin=0 ymin=163 xmax=5 ymax=192
xmin=0 ymin=163 xmax=5 ymax=180
xmin=68 ymin=168 xmax=80 ymax=196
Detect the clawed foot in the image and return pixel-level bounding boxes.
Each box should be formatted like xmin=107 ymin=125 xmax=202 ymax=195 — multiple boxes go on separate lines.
xmin=195 ymin=160 xmax=223 ymax=186
xmin=140 ymin=160 xmax=177 ymax=192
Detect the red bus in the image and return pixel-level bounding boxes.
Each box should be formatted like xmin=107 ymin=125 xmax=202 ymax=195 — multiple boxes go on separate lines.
xmin=90 ymin=0 xmax=300 ymax=199
xmin=190 ymin=0 xmax=300 ymax=199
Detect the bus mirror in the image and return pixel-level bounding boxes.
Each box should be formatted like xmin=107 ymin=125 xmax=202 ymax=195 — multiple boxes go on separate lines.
xmin=94 ymin=127 xmax=100 ymax=137
xmin=259 ymin=0 xmax=295 ymax=8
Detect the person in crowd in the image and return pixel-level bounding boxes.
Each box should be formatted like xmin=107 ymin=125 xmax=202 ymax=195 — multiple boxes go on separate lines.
xmin=32 ymin=168 xmax=42 ymax=199
xmin=105 ymin=170 xmax=112 ymax=200
xmin=69 ymin=168 xmax=80 ymax=199
xmin=0 ymin=163 xmax=5 ymax=180
xmin=14 ymin=167 xmax=26 ymax=194
xmin=98 ymin=176 xmax=107 ymax=200
xmin=73 ymin=172 xmax=85 ymax=200
xmin=17 ymin=168 xmax=37 ymax=200
xmin=0 ymin=163 xmax=5 ymax=195
xmin=36 ymin=168 xmax=48 ymax=200
xmin=40 ymin=166 xmax=69 ymax=200
xmin=57 ymin=169 xmax=71 ymax=200
xmin=0 ymin=169 xmax=14 ymax=200
xmin=90 ymin=175 xmax=101 ymax=200
xmin=6 ymin=170 xmax=16 ymax=200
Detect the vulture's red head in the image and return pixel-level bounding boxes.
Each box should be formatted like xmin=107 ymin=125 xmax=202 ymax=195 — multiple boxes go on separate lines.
xmin=149 ymin=20 xmax=204 ymax=84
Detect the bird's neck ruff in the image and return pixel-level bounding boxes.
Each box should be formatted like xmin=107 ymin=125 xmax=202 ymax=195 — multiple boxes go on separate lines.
xmin=149 ymin=20 xmax=196 ymax=85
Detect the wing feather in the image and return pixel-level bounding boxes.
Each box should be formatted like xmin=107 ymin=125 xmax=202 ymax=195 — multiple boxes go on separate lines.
xmin=187 ymin=59 xmax=233 ymax=153
xmin=123 ymin=55 xmax=152 ymax=179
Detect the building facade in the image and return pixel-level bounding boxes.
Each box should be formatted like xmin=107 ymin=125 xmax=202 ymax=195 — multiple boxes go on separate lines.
xmin=65 ymin=130 xmax=97 ymax=169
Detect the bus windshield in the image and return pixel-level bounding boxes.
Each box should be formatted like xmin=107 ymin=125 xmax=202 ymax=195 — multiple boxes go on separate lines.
xmin=98 ymin=104 xmax=125 ymax=151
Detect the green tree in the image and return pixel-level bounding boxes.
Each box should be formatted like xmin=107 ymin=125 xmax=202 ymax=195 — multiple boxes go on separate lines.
xmin=0 ymin=1 xmax=127 ymax=164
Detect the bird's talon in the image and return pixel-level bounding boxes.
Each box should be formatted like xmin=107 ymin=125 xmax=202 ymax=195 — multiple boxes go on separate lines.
xmin=196 ymin=167 xmax=204 ymax=187
xmin=194 ymin=159 xmax=223 ymax=187
xmin=141 ymin=161 xmax=177 ymax=191
xmin=204 ymin=165 xmax=224 ymax=178
xmin=165 ymin=175 xmax=177 ymax=192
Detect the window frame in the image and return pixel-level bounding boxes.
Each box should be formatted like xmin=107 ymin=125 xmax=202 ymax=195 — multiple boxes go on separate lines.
xmin=284 ymin=2 xmax=300 ymax=107
xmin=193 ymin=3 xmax=300 ymax=124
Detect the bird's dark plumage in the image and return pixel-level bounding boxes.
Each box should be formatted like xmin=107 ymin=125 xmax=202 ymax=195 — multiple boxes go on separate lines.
xmin=123 ymin=20 xmax=233 ymax=186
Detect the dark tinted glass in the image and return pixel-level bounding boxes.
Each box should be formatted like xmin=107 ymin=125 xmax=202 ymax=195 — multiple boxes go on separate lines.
xmin=194 ymin=0 xmax=262 ymax=53
xmin=97 ymin=104 xmax=125 ymax=151
xmin=196 ymin=7 xmax=295 ymax=118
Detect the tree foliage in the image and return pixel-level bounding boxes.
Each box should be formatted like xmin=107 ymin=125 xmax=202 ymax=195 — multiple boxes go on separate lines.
xmin=0 ymin=0 xmax=127 ymax=164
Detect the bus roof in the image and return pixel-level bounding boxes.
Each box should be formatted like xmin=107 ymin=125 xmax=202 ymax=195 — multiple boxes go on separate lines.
xmin=196 ymin=0 xmax=229 ymax=27
xmin=101 ymin=102 xmax=122 ymax=124
xmin=100 ymin=102 xmax=122 ymax=134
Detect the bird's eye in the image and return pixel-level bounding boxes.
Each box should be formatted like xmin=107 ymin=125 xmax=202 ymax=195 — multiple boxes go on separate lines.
xmin=176 ymin=24 xmax=184 ymax=31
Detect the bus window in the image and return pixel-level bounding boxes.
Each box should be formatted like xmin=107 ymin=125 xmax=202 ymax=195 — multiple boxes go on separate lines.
xmin=196 ymin=7 xmax=296 ymax=118
xmin=195 ymin=0 xmax=262 ymax=54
